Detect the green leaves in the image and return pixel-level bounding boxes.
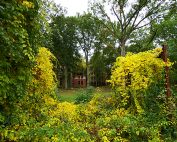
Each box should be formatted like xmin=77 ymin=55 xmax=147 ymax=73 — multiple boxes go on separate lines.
xmin=91 ymin=0 xmax=175 ymax=55
xmin=0 ymin=1 xmax=41 ymax=139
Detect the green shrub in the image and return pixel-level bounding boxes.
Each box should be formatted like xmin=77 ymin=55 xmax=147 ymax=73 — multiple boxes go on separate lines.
xmin=75 ymin=86 xmax=95 ymax=104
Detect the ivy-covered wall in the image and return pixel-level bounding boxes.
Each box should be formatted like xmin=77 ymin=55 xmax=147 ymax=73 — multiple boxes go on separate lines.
xmin=0 ymin=0 xmax=40 ymax=132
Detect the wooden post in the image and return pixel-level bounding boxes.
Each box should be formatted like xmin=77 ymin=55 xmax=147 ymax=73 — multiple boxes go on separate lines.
xmin=162 ymin=44 xmax=171 ymax=97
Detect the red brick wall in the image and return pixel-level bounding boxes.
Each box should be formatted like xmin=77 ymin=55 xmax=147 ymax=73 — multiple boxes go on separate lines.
xmin=72 ymin=75 xmax=86 ymax=88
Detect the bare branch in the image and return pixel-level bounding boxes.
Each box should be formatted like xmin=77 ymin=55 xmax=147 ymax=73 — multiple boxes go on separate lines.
xmin=134 ymin=1 xmax=163 ymax=29
xmin=131 ymin=11 xmax=140 ymax=28
xmin=98 ymin=5 xmax=111 ymax=22
xmin=120 ymin=1 xmax=126 ymax=26
xmin=134 ymin=15 xmax=159 ymax=30
xmin=124 ymin=0 xmax=148 ymax=32
xmin=98 ymin=4 xmax=117 ymax=37
xmin=99 ymin=19 xmax=117 ymax=38
xmin=112 ymin=6 xmax=123 ymax=31
xmin=135 ymin=22 xmax=150 ymax=30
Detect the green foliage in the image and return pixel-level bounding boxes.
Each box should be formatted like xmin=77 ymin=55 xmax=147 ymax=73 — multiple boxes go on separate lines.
xmin=51 ymin=15 xmax=81 ymax=69
xmin=38 ymin=0 xmax=65 ymax=48
xmin=0 ymin=1 xmax=176 ymax=141
xmin=51 ymin=15 xmax=82 ymax=88
xmin=0 ymin=47 xmax=58 ymax=141
xmin=75 ymin=86 xmax=95 ymax=104
xmin=90 ymin=50 xmax=112 ymax=86
xmin=153 ymin=5 xmax=177 ymax=86
xmin=0 ymin=0 xmax=40 ymax=131
xmin=91 ymin=0 xmax=175 ymax=56
xmin=77 ymin=13 xmax=100 ymax=86
xmin=0 ymin=44 xmax=176 ymax=142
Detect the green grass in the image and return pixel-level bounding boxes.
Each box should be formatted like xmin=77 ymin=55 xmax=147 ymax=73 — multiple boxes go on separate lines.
xmin=58 ymin=86 xmax=113 ymax=102
xmin=58 ymin=88 xmax=83 ymax=102
xmin=95 ymin=86 xmax=113 ymax=96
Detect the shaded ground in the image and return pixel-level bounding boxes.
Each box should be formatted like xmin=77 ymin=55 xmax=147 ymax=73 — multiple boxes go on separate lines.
xmin=58 ymin=86 xmax=113 ymax=102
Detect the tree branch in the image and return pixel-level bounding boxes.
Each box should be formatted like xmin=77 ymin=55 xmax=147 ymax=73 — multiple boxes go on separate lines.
xmin=134 ymin=1 xmax=163 ymax=29
xmin=124 ymin=0 xmax=148 ymax=32
xmin=112 ymin=6 xmax=123 ymax=32
xmin=98 ymin=4 xmax=117 ymax=35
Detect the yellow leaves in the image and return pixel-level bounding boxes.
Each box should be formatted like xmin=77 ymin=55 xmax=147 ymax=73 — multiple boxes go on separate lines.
xmin=109 ymin=48 xmax=166 ymax=92
xmin=55 ymin=102 xmax=77 ymax=120
xmin=17 ymin=0 xmax=34 ymax=8
xmin=31 ymin=47 xmax=57 ymax=94
xmin=109 ymin=48 xmax=171 ymax=113
xmin=102 ymin=136 xmax=110 ymax=142
xmin=114 ymin=108 xmax=128 ymax=117
xmin=165 ymin=59 xmax=174 ymax=67
xmin=51 ymin=135 xmax=59 ymax=142
xmin=21 ymin=1 xmax=34 ymax=8
xmin=134 ymin=95 xmax=144 ymax=114
xmin=113 ymin=137 xmax=129 ymax=142
xmin=152 ymin=47 xmax=163 ymax=56
xmin=44 ymin=95 xmax=77 ymax=122
xmin=2 ymin=130 xmax=18 ymax=141
xmin=43 ymin=95 xmax=56 ymax=106
xmin=98 ymin=128 xmax=110 ymax=139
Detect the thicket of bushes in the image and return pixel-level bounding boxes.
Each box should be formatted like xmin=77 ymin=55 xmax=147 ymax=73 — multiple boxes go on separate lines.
xmin=1 ymin=47 xmax=176 ymax=141
xmin=0 ymin=1 xmax=176 ymax=141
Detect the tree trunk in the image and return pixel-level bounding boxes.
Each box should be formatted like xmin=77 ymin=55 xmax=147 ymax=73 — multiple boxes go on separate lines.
xmin=64 ymin=66 xmax=68 ymax=89
xmin=120 ymin=39 xmax=126 ymax=57
xmin=86 ymin=64 xmax=90 ymax=87
xmin=70 ymin=72 xmax=73 ymax=88
xmin=86 ymin=54 xmax=90 ymax=87
xmin=161 ymin=45 xmax=171 ymax=97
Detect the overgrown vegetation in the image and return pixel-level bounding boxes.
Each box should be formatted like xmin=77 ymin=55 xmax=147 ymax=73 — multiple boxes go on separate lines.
xmin=75 ymin=86 xmax=95 ymax=104
xmin=0 ymin=0 xmax=176 ymax=141
xmin=1 ymin=46 xmax=176 ymax=141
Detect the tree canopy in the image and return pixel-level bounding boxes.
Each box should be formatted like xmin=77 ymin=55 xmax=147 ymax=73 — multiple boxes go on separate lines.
xmin=90 ymin=0 xmax=175 ymax=56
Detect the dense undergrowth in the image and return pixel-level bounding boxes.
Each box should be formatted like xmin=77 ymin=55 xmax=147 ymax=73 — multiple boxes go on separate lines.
xmin=1 ymin=0 xmax=176 ymax=141
xmin=1 ymin=47 xmax=176 ymax=142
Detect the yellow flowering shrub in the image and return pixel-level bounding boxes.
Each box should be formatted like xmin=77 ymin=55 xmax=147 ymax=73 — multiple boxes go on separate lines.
xmin=108 ymin=48 xmax=171 ymax=113
xmin=0 ymin=47 xmax=58 ymax=141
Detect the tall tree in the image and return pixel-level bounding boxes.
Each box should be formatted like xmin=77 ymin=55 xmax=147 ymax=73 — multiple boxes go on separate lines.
xmin=51 ymin=15 xmax=81 ymax=89
xmin=76 ymin=13 xmax=98 ymax=86
xmin=90 ymin=49 xmax=114 ymax=86
xmin=38 ymin=0 xmax=66 ymax=48
xmin=90 ymin=23 xmax=118 ymax=86
xmin=90 ymin=0 xmax=174 ymax=56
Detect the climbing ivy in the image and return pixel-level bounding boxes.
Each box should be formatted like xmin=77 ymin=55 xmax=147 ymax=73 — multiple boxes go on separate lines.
xmin=109 ymin=48 xmax=172 ymax=113
xmin=30 ymin=47 xmax=57 ymax=95
xmin=0 ymin=0 xmax=40 ymax=131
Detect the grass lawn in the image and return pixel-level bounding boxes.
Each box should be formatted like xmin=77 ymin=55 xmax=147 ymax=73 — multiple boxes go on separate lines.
xmin=58 ymin=86 xmax=113 ymax=102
